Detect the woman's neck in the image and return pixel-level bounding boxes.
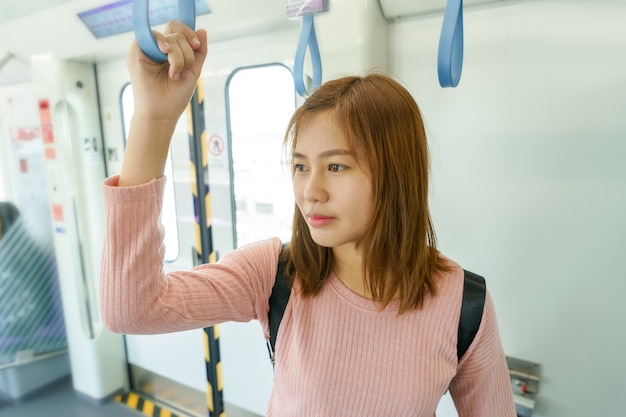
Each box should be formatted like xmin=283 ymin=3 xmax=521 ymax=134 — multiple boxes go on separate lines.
xmin=331 ymin=245 xmax=370 ymax=298
xmin=331 ymin=244 xmax=400 ymax=301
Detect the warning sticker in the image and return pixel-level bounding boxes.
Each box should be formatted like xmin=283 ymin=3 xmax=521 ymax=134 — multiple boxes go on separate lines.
xmin=38 ymin=99 xmax=55 ymax=144
xmin=208 ymin=134 xmax=225 ymax=157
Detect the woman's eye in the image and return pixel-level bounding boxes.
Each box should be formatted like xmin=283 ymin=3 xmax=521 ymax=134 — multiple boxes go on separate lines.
xmin=329 ymin=164 xmax=345 ymax=172
xmin=294 ymin=164 xmax=307 ymax=172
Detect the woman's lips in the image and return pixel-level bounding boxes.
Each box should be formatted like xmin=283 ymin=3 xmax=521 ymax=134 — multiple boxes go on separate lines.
xmin=307 ymin=213 xmax=334 ymax=227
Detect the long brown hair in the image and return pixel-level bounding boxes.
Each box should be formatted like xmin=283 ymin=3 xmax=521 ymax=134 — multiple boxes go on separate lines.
xmin=283 ymin=73 xmax=450 ymax=313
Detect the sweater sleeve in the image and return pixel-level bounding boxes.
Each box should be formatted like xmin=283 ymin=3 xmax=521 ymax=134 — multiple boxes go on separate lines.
xmin=448 ymin=290 xmax=517 ymax=417
xmin=100 ymin=175 xmax=282 ymax=335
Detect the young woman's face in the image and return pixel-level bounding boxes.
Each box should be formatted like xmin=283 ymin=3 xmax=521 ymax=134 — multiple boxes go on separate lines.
xmin=292 ymin=111 xmax=374 ymax=250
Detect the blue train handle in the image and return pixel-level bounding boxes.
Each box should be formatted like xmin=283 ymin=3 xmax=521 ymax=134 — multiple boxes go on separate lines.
xmin=133 ymin=0 xmax=196 ymax=63
xmin=437 ymin=0 xmax=463 ymax=87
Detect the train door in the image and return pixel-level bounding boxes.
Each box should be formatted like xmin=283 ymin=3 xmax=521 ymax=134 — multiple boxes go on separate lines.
xmin=26 ymin=54 xmax=128 ymax=401
xmin=0 ymin=80 xmax=70 ymax=401
xmin=96 ymin=41 xmax=298 ymax=415
xmin=211 ymin=63 xmax=296 ymax=415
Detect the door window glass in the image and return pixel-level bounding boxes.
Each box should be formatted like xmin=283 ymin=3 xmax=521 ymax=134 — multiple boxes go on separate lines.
xmin=226 ymin=65 xmax=296 ymax=247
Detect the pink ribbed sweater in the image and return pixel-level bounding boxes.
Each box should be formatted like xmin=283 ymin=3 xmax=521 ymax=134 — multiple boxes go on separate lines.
xmin=101 ymin=176 xmax=516 ymax=417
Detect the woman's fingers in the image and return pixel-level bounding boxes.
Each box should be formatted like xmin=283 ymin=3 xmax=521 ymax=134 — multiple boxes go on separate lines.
xmin=163 ymin=20 xmax=201 ymax=47
xmin=164 ymin=34 xmax=187 ymax=80
xmin=191 ymin=29 xmax=208 ymax=76
xmin=145 ymin=21 xmax=205 ymax=80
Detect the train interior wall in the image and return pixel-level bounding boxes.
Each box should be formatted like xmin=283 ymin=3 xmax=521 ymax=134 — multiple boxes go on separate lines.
xmin=0 ymin=1 xmax=624 ymax=417
xmin=389 ymin=2 xmax=625 ymax=417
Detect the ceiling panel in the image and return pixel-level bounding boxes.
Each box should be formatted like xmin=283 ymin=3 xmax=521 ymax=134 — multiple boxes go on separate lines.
xmin=379 ymin=0 xmax=503 ymax=19
xmin=0 ymin=0 xmax=74 ymax=24
xmin=0 ymin=0 xmax=296 ymax=63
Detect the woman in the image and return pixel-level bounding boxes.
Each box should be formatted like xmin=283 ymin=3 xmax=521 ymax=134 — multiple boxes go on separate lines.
xmin=101 ymin=21 xmax=515 ymax=416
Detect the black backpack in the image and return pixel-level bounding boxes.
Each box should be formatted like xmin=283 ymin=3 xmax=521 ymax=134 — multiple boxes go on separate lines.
xmin=267 ymin=246 xmax=486 ymax=365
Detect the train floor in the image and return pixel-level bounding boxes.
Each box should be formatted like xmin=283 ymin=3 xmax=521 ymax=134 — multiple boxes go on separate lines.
xmin=0 ymin=377 xmax=145 ymax=417
xmin=0 ymin=376 xmax=261 ymax=417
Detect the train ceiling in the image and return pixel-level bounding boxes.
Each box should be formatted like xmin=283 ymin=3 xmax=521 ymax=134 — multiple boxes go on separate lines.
xmin=0 ymin=0 xmax=501 ymax=85
xmin=0 ymin=0 xmax=294 ymax=64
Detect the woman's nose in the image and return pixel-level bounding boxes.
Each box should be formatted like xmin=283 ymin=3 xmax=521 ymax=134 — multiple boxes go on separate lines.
xmin=303 ymin=171 xmax=329 ymax=203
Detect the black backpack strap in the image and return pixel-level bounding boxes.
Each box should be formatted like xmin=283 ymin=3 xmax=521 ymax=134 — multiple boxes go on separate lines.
xmin=267 ymin=243 xmax=291 ymax=365
xmin=457 ymin=269 xmax=486 ymax=361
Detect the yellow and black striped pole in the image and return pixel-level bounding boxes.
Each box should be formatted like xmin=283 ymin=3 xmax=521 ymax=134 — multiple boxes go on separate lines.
xmin=186 ymin=78 xmax=225 ymax=417
xmin=116 ymin=392 xmax=183 ymax=417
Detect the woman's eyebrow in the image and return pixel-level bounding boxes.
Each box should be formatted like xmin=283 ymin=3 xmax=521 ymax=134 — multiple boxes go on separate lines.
xmin=292 ymin=149 xmax=353 ymax=159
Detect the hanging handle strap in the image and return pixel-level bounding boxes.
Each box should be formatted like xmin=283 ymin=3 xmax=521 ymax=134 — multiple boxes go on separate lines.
xmin=133 ymin=0 xmax=196 ymax=63
xmin=294 ymin=14 xmax=323 ymax=97
xmin=437 ymin=0 xmax=464 ymax=88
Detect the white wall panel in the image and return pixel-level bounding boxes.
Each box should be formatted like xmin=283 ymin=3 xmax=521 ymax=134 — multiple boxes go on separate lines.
xmin=390 ymin=1 xmax=626 ymax=416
